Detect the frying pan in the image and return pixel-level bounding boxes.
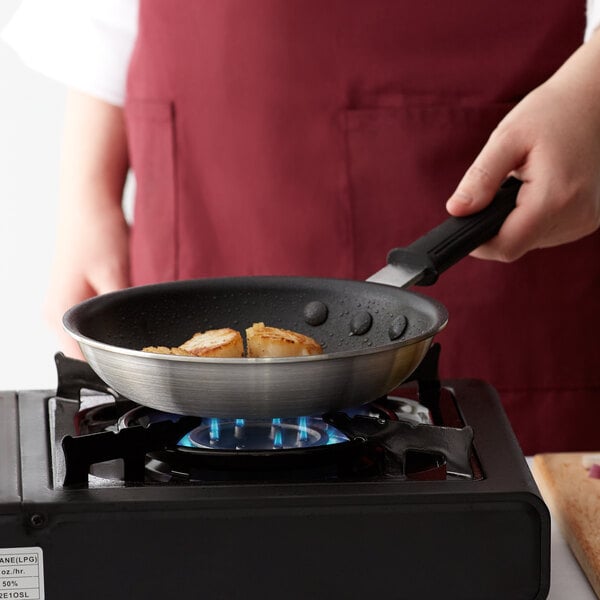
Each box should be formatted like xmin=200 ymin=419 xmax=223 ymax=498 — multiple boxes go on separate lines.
xmin=64 ymin=178 xmax=521 ymax=418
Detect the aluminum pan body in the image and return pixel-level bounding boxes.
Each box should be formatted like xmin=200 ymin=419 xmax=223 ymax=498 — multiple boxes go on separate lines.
xmin=64 ymin=277 xmax=448 ymax=418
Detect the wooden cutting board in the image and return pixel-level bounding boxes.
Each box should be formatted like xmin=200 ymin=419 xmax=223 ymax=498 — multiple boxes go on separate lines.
xmin=532 ymin=453 xmax=600 ymax=599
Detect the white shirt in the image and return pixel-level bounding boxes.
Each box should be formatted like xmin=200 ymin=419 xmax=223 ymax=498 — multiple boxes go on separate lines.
xmin=3 ymin=0 xmax=600 ymax=107
xmin=2 ymin=0 xmax=138 ymax=106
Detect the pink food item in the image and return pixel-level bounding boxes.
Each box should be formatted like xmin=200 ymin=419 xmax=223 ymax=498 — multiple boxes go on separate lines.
xmin=588 ymin=464 xmax=600 ymax=479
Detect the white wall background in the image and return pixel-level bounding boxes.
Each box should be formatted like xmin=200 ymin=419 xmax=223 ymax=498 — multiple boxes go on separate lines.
xmin=0 ymin=0 xmax=65 ymax=390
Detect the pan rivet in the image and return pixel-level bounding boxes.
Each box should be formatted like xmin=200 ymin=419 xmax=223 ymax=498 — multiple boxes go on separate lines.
xmin=389 ymin=315 xmax=408 ymax=340
xmin=350 ymin=310 xmax=372 ymax=335
xmin=28 ymin=513 xmax=47 ymax=529
xmin=304 ymin=301 xmax=328 ymax=326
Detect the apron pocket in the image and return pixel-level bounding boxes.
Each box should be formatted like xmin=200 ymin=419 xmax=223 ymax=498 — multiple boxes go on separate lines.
xmin=342 ymin=100 xmax=514 ymax=279
xmin=125 ymin=98 xmax=178 ymax=284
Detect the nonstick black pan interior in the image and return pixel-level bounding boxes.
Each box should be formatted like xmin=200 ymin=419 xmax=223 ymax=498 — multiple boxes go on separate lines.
xmin=67 ymin=276 xmax=447 ymax=357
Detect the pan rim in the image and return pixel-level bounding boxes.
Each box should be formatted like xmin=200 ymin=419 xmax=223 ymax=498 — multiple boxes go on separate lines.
xmin=62 ymin=276 xmax=449 ymax=364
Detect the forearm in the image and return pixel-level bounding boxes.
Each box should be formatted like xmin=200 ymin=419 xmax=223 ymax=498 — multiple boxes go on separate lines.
xmin=58 ymin=90 xmax=129 ymax=233
xmin=47 ymin=90 xmax=131 ymax=355
xmin=539 ymin=27 xmax=600 ymax=134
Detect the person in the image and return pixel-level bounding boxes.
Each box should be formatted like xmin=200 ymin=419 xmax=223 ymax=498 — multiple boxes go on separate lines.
xmin=3 ymin=0 xmax=600 ymax=455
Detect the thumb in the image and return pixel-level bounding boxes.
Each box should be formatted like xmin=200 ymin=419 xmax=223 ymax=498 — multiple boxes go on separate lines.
xmin=446 ymin=128 xmax=527 ymax=216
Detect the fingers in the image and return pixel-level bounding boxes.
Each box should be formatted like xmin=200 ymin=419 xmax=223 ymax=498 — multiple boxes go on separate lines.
xmin=44 ymin=276 xmax=94 ymax=358
xmin=446 ymin=125 xmax=528 ymax=217
xmin=44 ymin=259 xmax=130 ymax=359
xmin=471 ymin=176 xmax=600 ymax=261
xmin=445 ymin=115 xmax=536 ymax=262
xmin=468 ymin=180 xmax=544 ymax=261
xmin=57 ymin=330 xmax=86 ymax=360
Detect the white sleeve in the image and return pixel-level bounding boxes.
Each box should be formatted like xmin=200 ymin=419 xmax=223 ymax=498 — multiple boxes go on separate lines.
xmin=586 ymin=0 xmax=600 ymax=41
xmin=1 ymin=0 xmax=138 ymax=107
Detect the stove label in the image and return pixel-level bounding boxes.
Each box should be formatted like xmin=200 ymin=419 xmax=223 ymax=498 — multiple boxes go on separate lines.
xmin=0 ymin=548 xmax=44 ymax=600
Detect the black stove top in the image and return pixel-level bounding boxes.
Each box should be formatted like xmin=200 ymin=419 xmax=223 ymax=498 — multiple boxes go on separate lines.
xmin=0 ymin=346 xmax=550 ymax=600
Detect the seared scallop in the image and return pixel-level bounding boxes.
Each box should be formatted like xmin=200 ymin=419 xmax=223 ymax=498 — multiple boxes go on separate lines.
xmin=245 ymin=322 xmax=323 ymax=358
xmin=179 ymin=328 xmax=244 ymax=357
xmin=143 ymin=328 xmax=244 ymax=358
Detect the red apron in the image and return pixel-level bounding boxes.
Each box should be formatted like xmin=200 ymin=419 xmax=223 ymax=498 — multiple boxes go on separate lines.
xmin=125 ymin=1 xmax=599 ymax=454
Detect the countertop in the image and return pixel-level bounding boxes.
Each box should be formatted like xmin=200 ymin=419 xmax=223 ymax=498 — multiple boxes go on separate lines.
xmin=546 ymin=516 xmax=597 ymax=599
xmin=526 ymin=458 xmax=597 ymax=599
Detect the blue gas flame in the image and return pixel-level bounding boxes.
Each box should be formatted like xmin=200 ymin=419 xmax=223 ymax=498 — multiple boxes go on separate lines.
xmin=209 ymin=418 xmax=220 ymax=442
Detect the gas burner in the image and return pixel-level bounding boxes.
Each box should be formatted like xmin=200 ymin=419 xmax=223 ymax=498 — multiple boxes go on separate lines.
xmin=112 ymin=394 xmax=432 ymax=454
xmin=183 ymin=417 xmax=348 ymax=450
xmin=113 ymin=392 xmax=431 ymax=453
xmin=117 ymin=406 xmax=349 ymax=450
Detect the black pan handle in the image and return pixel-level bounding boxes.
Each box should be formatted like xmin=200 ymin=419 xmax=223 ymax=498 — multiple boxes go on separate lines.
xmin=387 ymin=177 xmax=522 ymax=286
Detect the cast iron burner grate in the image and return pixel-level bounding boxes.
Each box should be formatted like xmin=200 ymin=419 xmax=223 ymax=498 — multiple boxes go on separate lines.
xmin=51 ymin=345 xmax=478 ymax=487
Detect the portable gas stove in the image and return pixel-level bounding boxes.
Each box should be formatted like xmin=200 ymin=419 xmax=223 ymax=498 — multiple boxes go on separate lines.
xmin=0 ymin=346 xmax=549 ymax=600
